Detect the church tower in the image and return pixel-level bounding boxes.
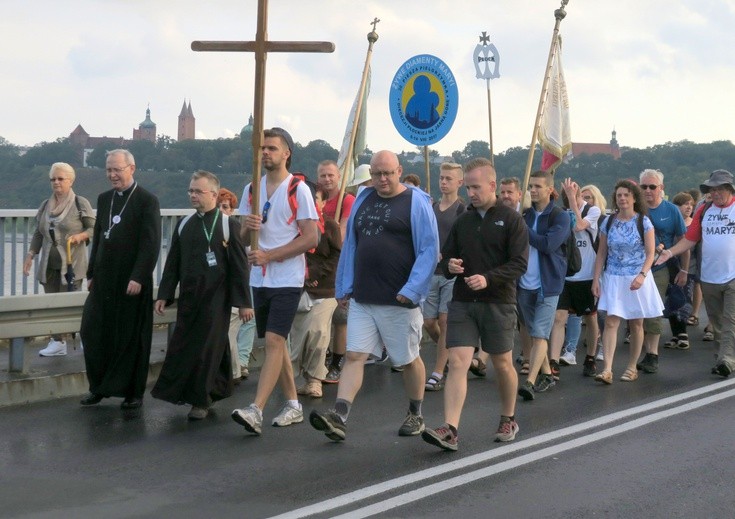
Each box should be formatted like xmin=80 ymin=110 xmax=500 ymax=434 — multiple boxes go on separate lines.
xmin=133 ymin=106 xmax=157 ymax=143
xmin=178 ymin=100 xmax=196 ymax=141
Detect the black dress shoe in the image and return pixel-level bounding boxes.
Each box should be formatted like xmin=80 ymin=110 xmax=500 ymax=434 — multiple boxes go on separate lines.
xmin=120 ymin=397 xmax=143 ymax=409
xmin=80 ymin=393 xmax=103 ymax=406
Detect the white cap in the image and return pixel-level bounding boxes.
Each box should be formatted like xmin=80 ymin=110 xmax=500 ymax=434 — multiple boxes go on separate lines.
xmin=349 ymin=164 xmax=372 ymax=187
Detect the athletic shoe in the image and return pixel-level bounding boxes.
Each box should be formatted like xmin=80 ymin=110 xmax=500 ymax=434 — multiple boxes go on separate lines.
xmin=624 ymin=333 xmax=630 ymax=344
xmin=712 ymin=363 xmax=732 ymax=378
xmin=39 ymin=339 xmax=67 ymax=357
xmin=637 ymin=353 xmax=659 ymax=374
xmin=549 ymin=359 xmax=561 ymax=381
xmin=703 ymin=330 xmax=715 ymax=341
xmin=582 ymin=355 xmax=597 ymax=377
xmin=518 ymin=380 xmax=535 ymax=401
xmin=323 ymin=366 xmax=341 ymax=384
xmin=534 ymin=373 xmax=556 ymax=393
xmin=398 ymin=413 xmax=425 ymax=436
xmin=421 ymin=424 xmax=458 ymax=451
xmin=676 ymin=333 xmax=690 ymax=350
xmin=391 ymin=364 xmax=405 ymax=372
xmin=187 ymin=406 xmax=209 ymax=420
xmin=231 ymin=404 xmax=263 ymax=435
xmin=595 ymin=340 xmax=604 ymax=361
xmin=309 ymin=409 xmax=346 ymax=441
xmin=559 ymin=350 xmax=577 ymax=366
xmin=495 ymin=418 xmax=519 ymax=443
xmin=272 ymin=402 xmax=304 ymax=427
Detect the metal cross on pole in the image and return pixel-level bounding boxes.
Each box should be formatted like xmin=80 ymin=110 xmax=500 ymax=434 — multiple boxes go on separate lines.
xmin=192 ymin=0 xmax=335 ymax=249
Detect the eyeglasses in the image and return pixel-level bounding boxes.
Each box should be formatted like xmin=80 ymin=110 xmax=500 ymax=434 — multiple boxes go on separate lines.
xmin=371 ymin=170 xmax=396 ymax=178
xmin=49 ymin=177 xmax=68 ymax=182
xmin=710 ymin=185 xmax=731 ymax=193
xmin=640 ymin=184 xmax=659 ymax=190
xmin=106 ymin=165 xmax=131 ymax=174
xmin=187 ymin=189 xmax=214 ymax=196
xmin=262 ymin=201 xmax=271 ymax=223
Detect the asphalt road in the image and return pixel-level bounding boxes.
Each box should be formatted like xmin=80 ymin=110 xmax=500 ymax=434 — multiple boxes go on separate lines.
xmin=1 ymin=323 xmax=733 ymax=519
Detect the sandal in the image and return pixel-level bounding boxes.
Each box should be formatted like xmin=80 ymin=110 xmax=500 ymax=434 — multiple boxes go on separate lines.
xmin=425 ymin=374 xmax=445 ymax=391
xmin=520 ymin=361 xmax=530 ymax=375
xmin=686 ymin=315 xmax=699 ymax=326
xmin=594 ymin=370 xmax=613 ymax=385
xmin=620 ymin=368 xmax=638 ymax=382
xmin=469 ymin=358 xmax=487 ymax=377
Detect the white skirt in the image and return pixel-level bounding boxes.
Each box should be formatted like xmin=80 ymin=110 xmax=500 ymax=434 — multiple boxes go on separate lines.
xmin=598 ymin=272 xmax=664 ymax=319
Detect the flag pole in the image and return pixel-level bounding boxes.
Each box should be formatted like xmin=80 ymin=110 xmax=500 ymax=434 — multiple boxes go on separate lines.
xmin=486 ymin=77 xmax=494 ymax=165
xmin=335 ymin=19 xmax=379 ymax=222
xmin=521 ymin=0 xmax=569 ymax=196
xmin=423 ymin=145 xmax=430 ymax=195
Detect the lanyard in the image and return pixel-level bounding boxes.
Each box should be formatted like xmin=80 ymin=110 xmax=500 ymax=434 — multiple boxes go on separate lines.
xmin=201 ymin=208 xmax=220 ymax=252
xmin=106 ymin=183 xmax=138 ymax=239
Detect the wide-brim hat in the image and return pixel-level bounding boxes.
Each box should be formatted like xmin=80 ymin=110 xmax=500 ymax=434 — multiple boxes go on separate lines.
xmin=700 ymin=169 xmax=734 ymax=193
xmin=349 ymin=164 xmax=372 ymax=187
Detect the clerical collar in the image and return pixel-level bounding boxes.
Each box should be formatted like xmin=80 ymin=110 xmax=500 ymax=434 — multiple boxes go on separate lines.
xmin=115 ymin=181 xmax=137 ymax=196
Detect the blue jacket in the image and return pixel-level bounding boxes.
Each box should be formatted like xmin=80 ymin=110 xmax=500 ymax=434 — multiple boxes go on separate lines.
xmin=336 ymin=185 xmax=439 ymax=305
xmin=522 ymin=202 xmax=570 ymax=297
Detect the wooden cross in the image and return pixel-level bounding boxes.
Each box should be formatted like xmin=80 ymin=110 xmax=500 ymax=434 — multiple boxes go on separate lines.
xmin=192 ymin=0 xmax=335 ymax=249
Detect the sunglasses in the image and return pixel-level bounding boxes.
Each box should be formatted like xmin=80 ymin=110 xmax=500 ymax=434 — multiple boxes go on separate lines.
xmin=262 ymin=201 xmax=271 ymax=223
xmin=640 ymin=184 xmax=659 ymax=190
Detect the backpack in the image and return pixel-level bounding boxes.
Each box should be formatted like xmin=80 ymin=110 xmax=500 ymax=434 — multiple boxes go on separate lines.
xmin=580 ymin=204 xmax=599 ymax=253
xmin=551 ymin=206 xmax=582 ymax=277
xmin=248 ymin=175 xmax=302 ymax=224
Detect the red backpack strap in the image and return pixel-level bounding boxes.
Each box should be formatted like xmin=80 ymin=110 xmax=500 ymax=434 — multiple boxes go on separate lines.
xmin=286 ymin=175 xmax=301 ymax=225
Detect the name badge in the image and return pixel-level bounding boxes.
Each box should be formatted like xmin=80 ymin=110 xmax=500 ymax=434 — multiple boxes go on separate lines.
xmin=206 ymin=251 xmax=217 ymax=267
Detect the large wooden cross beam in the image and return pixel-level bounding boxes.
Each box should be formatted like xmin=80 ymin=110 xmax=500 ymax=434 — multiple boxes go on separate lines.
xmin=192 ymin=0 xmax=335 ymax=249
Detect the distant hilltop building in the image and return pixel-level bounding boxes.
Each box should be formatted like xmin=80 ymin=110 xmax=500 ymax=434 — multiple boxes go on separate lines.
xmin=572 ymin=129 xmax=622 ymax=160
xmin=178 ymin=100 xmax=195 ymax=141
xmin=69 ymin=103 xmax=196 ymax=166
xmin=239 ymin=114 xmax=254 ymax=139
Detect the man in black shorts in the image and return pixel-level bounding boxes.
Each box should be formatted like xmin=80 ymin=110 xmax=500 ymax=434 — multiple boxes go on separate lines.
xmin=422 ymin=158 xmax=529 ymax=451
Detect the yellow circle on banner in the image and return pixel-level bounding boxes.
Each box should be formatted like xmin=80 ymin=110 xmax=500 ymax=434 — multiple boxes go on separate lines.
xmin=401 ymin=72 xmax=446 ymax=116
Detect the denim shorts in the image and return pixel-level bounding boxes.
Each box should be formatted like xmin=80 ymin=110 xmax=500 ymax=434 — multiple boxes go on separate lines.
xmin=517 ymin=287 xmax=559 ymax=340
xmin=422 ymin=274 xmax=456 ymax=319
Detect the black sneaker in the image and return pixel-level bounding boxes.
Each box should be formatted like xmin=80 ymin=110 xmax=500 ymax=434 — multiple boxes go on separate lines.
xmin=518 ymin=380 xmax=535 ymax=401
xmin=309 ymin=409 xmax=346 ymax=441
xmin=323 ymin=366 xmax=341 ymax=384
xmin=641 ymin=354 xmax=659 ymax=374
xmin=636 ymin=353 xmax=652 ymax=372
xmin=549 ymin=359 xmax=561 ymax=381
xmin=534 ymin=373 xmax=556 ymax=393
xmin=712 ymin=363 xmax=732 ymax=378
xmin=582 ymin=355 xmax=597 ymax=377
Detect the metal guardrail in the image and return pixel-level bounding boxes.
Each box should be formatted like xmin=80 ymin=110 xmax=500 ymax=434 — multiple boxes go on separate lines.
xmin=1 ymin=209 xmax=199 ymax=296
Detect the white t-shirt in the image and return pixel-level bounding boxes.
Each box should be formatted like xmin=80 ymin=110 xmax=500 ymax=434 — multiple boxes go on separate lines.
xmin=567 ymin=203 xmax=601 ymax=281
xmin=239 ymin=174 xmax=318 ymax=288
xmin=699 ymin=202 xmax=735 ymax=284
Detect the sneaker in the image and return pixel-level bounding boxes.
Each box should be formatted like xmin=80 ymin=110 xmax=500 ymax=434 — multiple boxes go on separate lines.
xmin=582 ymin=355 xmax=597 ymax=377
xmin=663 ymin=337 xmax=679 ymax=349
xmin=398 ymin=413 xmax=425 ymax=436
xmin=534 ymin=373 xmax=556 ymax=392
xmin=391 ymin=364 xmax=405 ymax=373
xmin=559 ymin=350 xmax=577 ymax=366
xmin=703 ymin=330 xmax=715 ymax=341
xmin=637 ymin=353 xmax=658 ymax=374
xmin=309 ymin=409 xmax=346 ymax=441
xmin=240 ymin=366 xmax=250 ymax=379
xmin=595 ymin=340 xmax=604 ymax=361
xmin=231 ymin=404 xmax=263 ymax=435
xmin=187 ymin=406 xmax=209 ymax=420
xmin=495 ymin=418 xmax=519 ymax=442
xmin=421 ymin=424 xmax=458 ymax=451
xmin=39 ymin=339 xmax=67 ymax=357
xmin=297 ymin=380 xmax=323 ymax=398
xmin=323 ymin=366 xmax=341 ymax=384
xmin=624 ymin=333 xmax=630 ymax=344
xmin=549 ymin=360 xmax=561 ymax=381
xmin=518 ymin=380 xmax=535 ymax=401
xmin=712 ymin=362 xmax=732 ymax=378
xmin=677 ymin=333 xmax=690 ymax=350
xmin=272 ymin=402 xmax=304 ymax=427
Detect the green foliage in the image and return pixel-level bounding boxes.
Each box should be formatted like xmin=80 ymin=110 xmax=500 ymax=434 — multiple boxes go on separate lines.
xmin=1 ymin=135 xmax=733 ymax=208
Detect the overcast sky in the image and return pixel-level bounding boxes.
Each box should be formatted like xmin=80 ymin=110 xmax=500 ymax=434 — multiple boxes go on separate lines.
xmin=2 ymin=0 xmax=734 ymax=157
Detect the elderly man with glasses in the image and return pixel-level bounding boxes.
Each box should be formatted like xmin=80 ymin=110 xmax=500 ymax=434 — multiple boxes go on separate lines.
xmin=636 ymin=169 xmax=690 ymax=374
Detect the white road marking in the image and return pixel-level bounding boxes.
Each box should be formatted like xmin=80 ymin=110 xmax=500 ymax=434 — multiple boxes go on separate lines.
xmin=270 ymin=379 xmax=735 ymax=519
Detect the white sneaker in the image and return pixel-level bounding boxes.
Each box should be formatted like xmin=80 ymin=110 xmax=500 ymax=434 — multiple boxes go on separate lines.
xmin=39 ymin=339 xmax=67 ymax=357
xmin=595 ymin=340 xmax=604 ymax=361
xmin=272 ymin=402 xmax=304 ymax=427
xmin=560 ymin=350 xmax=577 ymax=366
xmin=231 ymin=404 xmax=263 ymax=435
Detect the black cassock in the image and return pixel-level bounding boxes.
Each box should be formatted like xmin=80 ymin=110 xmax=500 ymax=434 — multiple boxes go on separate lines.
xmin=81 ymin=183 xmax=161 ymax=399
xmin=151 ymin=208 xmax=250 ymax=408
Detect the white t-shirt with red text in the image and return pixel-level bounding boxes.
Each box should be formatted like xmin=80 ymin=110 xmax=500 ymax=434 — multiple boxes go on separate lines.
xmin=686 ymin=199 xmax=735 ymax=284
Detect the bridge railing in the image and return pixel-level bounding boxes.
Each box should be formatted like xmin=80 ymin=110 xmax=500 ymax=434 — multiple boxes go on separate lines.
xmin=1 ymin=209 xmax=198 ymax=297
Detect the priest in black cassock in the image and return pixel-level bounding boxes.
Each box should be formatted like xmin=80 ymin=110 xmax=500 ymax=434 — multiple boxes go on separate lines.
xmin=151 ymin=170 xmax=252 ymax=420
xmin=80 ymin=149 xmax=161 ymax=409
